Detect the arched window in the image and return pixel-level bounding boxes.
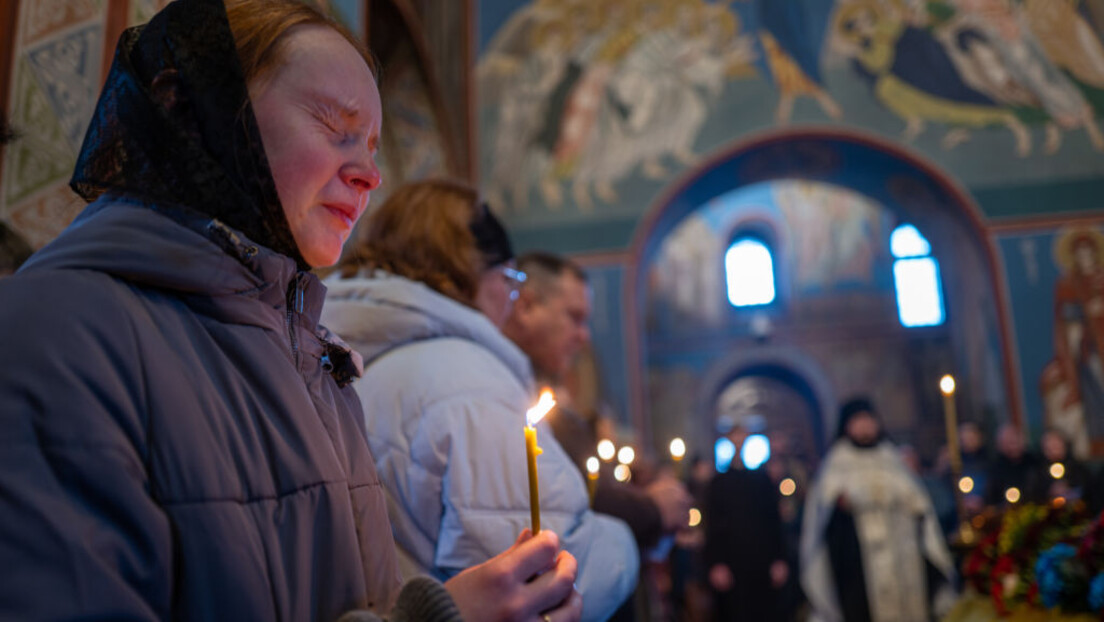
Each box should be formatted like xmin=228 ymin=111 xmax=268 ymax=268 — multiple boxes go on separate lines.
xmin=891 ymin=224 xmax=945 ymax=327
xmin=725 ymin=237 xmax=776 ymax=307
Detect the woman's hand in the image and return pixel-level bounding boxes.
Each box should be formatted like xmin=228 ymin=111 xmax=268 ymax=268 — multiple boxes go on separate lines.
xmin=445 ymin=530 xmax=582 ymax=622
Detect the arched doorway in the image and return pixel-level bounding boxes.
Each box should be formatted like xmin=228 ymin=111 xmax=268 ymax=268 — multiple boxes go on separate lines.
xmin=626 ymin=127 xmax=1017 ymax=455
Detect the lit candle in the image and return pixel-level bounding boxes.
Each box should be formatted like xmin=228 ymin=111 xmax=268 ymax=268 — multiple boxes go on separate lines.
xmin=688 ymin=508 xmax=702 ymax=528
xmin=525 ymin=389 xmax=556 ymax=534
xmin=941 ymin=374 xmax=971 ymax=542
xmin=940 ymin=375 xmax=961 ymax=475
xmin=1050 ymin=462 xmax=1065 ymax=479
xmin=614 ymin=464 xmax=631 ymax=482
xmin=670 ymin=437 xmax=687 ymax=478
xmin=597 ymin=439 xmax=615 ymax=461
xmin=669 ymin=438 xmax=686 ymax=462
xmin=586 ymin=456 xmax=599 ymax=506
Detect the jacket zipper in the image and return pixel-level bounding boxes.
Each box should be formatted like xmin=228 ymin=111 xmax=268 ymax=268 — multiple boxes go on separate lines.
xmin=286 ymin=273 xmax=307 ymax=368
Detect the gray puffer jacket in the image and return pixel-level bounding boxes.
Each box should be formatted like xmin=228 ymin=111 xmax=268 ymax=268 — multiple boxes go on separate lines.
xmin=0 ymin=198 xmax=409 ymax=620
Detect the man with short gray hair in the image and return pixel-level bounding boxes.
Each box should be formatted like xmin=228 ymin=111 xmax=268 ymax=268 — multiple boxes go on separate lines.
xmin=504 ymin=251 xmax=692 ymax=620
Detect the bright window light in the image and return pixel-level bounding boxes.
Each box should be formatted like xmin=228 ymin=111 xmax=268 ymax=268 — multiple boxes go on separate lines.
xmin=715 ymin=437 xmax=736 ymax=473
xmin=894 ymin=258 xmax=945 ymax=327
xmin=741 ymin=434 xmax=771 ymax=470
xmin=890 ymin=224 xmax=931 ymax=258
xmin=891 ymin=224 xmax=944 ymax=328
xmin=725 ymin=238 xmax=775 ymax=307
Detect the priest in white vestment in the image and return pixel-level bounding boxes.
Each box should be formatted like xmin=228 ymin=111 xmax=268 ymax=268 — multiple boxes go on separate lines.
xmin=800 ymin=398 xmax=956 ymax=622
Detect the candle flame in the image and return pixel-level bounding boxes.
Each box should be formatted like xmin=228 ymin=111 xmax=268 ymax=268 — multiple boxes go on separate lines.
xmin=597 ymin=439 xmax=616 ymax=461
xmin=669 ymin=437 xmax=686 ymax=460
xmin=586 ymin=456 xmax=600 ymax=474
xmin=688 ymin=508 xmax=702 ymax=527
xmin=1050 ymin=462 xmax=1065 ymax=479
xmin=939 ymin=375 xmax=956 ymax=395
xmin=779 ymin=478 xmax=796 ymax=497
xmin=526 ymin=389 xmax=556 ymax=427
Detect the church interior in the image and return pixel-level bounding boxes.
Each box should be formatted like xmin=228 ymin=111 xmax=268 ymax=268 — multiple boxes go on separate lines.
xmin=3 ymin=0 xmax=1104 ymax=620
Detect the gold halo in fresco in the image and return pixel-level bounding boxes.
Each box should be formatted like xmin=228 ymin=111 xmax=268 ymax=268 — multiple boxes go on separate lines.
xmin=1054 ymin=227 xmax=1104 ymax=272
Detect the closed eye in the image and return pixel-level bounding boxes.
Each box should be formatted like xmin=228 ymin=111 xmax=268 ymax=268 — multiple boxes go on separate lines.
xmin=312 ymin=106 xmax=358 ymax=143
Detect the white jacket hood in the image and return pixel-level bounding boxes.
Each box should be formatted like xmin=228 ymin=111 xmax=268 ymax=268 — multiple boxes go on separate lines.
xmin=322 ymin=271 xmax=533 ymax=391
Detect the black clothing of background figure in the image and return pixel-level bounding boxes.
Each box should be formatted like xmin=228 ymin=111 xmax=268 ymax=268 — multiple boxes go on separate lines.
xmin=984 ymin=424 xmax=1041 ymax=505
xmin=547 ymin=404 xmax=657 ymax=622
xmin=826 ymin=503 xmax=872 ymax=622
xmin=547 ymin=404 xmax=665 ymax=547
xmin=705 ymin=416 xmax=786 ymax=622
xmin=986 ymin=454 xmax=1041 ymax=504
xmin=705 ymin=461 xmax=786 ymax=621
xmin=1028 ymin=429 xmax=1092 ymax=503
xmin=1087 ymin=467 xmax=1104 ymax=515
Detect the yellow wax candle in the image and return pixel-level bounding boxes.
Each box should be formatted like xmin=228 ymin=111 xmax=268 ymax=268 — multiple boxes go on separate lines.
xmin=940 ymin=375 xmax=962 ymax=475
xmin=525 ymin=389 xmax=556 ymax=534
xmin=586 ymin=456 xmax=599 ymax=507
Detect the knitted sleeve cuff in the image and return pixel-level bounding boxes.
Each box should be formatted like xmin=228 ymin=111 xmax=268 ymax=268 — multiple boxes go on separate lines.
xmin=391 ymin=576 xmax=464 ymax=622
xmin=335 ymin=576 xmax=463 ymax=622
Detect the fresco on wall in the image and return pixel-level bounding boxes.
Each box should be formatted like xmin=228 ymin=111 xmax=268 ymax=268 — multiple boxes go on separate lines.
xmin=649 ymin=180 xmax=894 ymax=328
xmin=379 ymin=53 xmax=452 ymax=194
xmin=1047 ymin=226 xmax=1104 ymax=457
xmin=2 ymin=0 xmax=106 ymax=249
xmin=774 ymin=181 xmax=886 ymax=292
xmin=478 ymin=0 xmax=1104 ymax=224
xmin=480 ymin=0 xmax=755 ymax=213
xmin=129 ymin=0 xmax=175 ymax=26
xmin=999 ymin=224 xmax=1104 ymax=458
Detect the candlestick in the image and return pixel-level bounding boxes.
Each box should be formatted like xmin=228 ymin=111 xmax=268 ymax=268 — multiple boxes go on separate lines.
xmin=586 ymin=456 xmax=599 ymax=507
xmin=525 ymin=389 xmax=556 ymax=534
xmin=940 ymin=374 xmax=971 ymax=543
xmin=940 ymin=375 xmax=962 ymax=475
xmin=669 ymin=437 xmax=687 ymax=478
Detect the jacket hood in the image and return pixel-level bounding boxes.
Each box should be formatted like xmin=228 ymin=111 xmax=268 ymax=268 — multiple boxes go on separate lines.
xmin=322 ymin=272 xmax=533 ymax=389
xmin=69 ymin=0 xmax=305 ymax=268
xmin=22 ymin=198 xmax=307 ymax=329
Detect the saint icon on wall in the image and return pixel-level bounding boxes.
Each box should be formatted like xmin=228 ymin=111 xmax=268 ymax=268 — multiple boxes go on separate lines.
xmin=1046 ymin=227 xmax=1104 ymax=458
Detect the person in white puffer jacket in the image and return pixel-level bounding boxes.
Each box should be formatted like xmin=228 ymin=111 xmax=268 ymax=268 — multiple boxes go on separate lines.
xmin=323 ymin=179 xmax=638 ymax=622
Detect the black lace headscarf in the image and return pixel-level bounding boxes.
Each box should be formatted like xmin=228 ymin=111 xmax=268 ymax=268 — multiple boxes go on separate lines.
xmin=70 ymin=0 xmax=305 ymax=268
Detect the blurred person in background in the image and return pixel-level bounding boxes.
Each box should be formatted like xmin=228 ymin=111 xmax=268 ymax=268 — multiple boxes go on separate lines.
xmin=323 ymin=180 xmax=633 ymax=621
xmin=901 ymin=445 xmax=957 ymax=539
xmin=957 ymin=421 xmax=990 ymax=516
xmin=1029 ymin=428 xmax=1091 ymax=503
xmin=505 ymin=252 xmax=691 ymax=620
xmin=801 ymin=398 xmax=955 ymax=622
xmin=985 ymin=423 xmax=1041 ymax=506
xmin=705 ymin=415 xmax=788 ymax=621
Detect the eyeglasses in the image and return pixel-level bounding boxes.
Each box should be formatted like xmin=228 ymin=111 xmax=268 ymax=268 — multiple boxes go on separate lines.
xmin=500 ymin=266 xmax=527 ymax=300
xmin=501 ymin=266 xmax=527 ymax=287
